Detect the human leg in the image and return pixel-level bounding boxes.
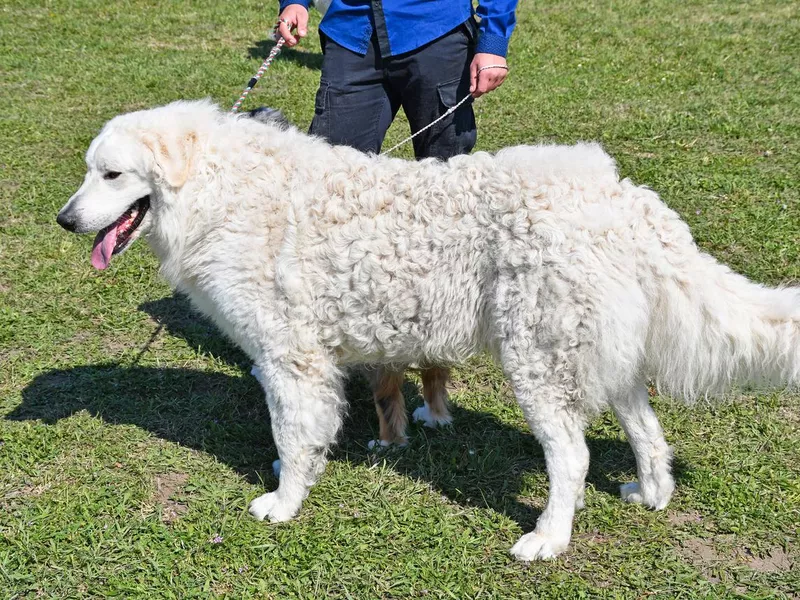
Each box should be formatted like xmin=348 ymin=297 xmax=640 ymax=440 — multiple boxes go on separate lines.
xmin=389 ymin=23 xmax=477 ymax=159
xmin=310 ymin=34 xmax=400 ymax=153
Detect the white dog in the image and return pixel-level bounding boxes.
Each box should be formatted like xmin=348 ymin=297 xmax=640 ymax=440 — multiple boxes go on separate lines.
xmin=57 ymin=100 xmax=799 ymax=561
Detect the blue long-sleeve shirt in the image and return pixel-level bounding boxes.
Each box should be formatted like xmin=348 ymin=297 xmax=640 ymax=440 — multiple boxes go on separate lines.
xmin=279 ymin=0 xmax=518 ymax=58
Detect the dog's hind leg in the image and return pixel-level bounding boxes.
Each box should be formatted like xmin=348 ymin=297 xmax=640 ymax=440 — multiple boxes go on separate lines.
xmin=612 ymin=383 xmax=674 ymax=510
xmin=368 ymin=366 xmax=409 ymax=448
xmin=504 ymin=369 xmax=589 ymax=561
xmin=367 ymin=366 xmax=452 ymax=448
xmin=248 ymin=353 xmax=345 ymax=523
xmin=413 ymin=367 xmax=452 ymax=428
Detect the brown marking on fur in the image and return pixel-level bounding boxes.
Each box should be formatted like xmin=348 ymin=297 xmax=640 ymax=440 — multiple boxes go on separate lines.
xmin=181 ymin=131 xmax=198 ymax=185
xmin=141 ymin=135 xmax=156 ymax=158
xmin=141 ymin=132 xmax=195 ymax=188
xmin=156 ymin=135 xmax=170 ymax=161
xmin=373 ymin=367 xmax=408 ymax=445
xmin=422 ymin=367 xmax=451 ymax=420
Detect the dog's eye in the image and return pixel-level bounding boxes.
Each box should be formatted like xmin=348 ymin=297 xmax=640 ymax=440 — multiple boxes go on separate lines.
xmin=103 ymin=171 xmax=122 ymax=180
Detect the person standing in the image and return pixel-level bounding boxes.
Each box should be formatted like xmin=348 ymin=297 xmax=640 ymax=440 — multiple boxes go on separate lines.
xmin=275 ymin=0 xmax=517 ymax=158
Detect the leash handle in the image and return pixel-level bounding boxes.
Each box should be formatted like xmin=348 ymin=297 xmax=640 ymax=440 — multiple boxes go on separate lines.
xmin=231 ymin=35 xmax=286 ymax=113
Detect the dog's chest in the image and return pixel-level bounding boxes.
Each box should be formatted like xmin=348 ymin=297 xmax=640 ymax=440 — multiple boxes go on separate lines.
xmin=175 ymin=269 xmax=270 ymax=361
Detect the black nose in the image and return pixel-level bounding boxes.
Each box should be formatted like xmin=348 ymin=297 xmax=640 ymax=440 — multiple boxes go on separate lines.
xmin=56 ymin=211 xmax=77 ymax=232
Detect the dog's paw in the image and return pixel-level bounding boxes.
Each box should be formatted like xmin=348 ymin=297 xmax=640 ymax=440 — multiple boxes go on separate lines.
xmin=248 ymin=492 xmax=298 ymax=523
xmin=272 ymin=459 xmax=281 ymax=477
xmin=620 ymin=482 xmax=671 ymax=510
xmin=510 ymin=531 xmax=569 ymax=561
xmin=412 ymin=403 xmax=453 ymax=428
xmin=367 ymin=438 xmax=408 ymax=450
xmin=367 ymin=439 xmax=390 ymax=450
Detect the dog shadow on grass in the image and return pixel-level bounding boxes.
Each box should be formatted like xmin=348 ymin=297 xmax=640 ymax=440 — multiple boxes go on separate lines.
xmin=11 ymin=294 xmax=689 ymax=531
xmin=248 ymin=39 xmax=323 ymax=71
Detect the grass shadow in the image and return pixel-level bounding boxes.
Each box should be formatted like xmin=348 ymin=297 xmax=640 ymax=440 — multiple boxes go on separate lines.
xmin=10 ymin=364 xmax=688 ymax=531
xmin=139 ymin=295 xmax=251 ymax=372
xmin=11 ymin=293 xmax=690 ymax=530
xmin=248 ymin=39 xmax=323 ymax=71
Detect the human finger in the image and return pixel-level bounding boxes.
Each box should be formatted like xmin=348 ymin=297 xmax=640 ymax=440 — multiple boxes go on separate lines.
xmin=277 ymin=19 xmax=296 ymax=45
xmin=296 ymin=9 xmax=308 ymax=38
xmin=469 ymin=58 xmax=479 ymax=96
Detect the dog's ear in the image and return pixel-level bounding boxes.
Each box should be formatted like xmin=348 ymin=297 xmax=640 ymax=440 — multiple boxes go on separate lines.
xmin=142 ymin=131 xmax=197 ymax=188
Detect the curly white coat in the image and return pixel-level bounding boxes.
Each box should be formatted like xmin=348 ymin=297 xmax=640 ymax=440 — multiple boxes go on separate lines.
xmin=59 ymin=100 xmax=800 ymax=560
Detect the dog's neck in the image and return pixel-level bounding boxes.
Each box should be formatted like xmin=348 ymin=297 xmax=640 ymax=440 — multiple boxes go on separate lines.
xmin=144 ymin=188 xmax=193 ymax=287
xmin=142 ymin=113 xmax=391 ymax=292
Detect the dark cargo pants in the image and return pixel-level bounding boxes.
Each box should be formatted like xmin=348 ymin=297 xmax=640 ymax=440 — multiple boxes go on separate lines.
xmin=309 ymin=21 xmax=477 ymax=159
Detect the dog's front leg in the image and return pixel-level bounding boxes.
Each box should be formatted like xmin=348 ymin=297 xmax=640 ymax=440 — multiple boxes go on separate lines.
xmin=248 ymin=355 xmax=345 ymax=522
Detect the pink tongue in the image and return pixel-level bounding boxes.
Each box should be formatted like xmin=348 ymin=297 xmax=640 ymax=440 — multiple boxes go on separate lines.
xmin=91 ymin=224 xmax=119 ymax=270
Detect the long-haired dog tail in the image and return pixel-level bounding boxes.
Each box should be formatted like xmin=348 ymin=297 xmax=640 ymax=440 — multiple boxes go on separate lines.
xmin=647 ymin=248 xmax=800 ymax=400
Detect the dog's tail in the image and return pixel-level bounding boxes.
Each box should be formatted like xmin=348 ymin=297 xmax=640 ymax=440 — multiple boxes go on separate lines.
xmin=645 ymin=229 xmax=800 ymax=401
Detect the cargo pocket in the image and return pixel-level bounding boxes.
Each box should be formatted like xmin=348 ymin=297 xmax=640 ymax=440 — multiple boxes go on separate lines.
xmin=435 ymin=75 xmax=477 ymax=154
xmin=437 ymin=75 xmax=472 ymax=113
xmin=309 ymin=80 xmax=331 ymax=138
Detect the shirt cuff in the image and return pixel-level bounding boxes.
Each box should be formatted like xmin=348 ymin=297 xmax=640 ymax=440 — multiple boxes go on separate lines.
xmin=476 ymin=32 xmax=509 ymax=57
xmin=279 ymin=0 xmax=310 ymax=11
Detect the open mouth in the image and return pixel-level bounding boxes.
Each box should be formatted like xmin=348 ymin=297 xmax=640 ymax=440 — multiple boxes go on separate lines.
xmin=91 ymin=195 xmax=150 ymax=270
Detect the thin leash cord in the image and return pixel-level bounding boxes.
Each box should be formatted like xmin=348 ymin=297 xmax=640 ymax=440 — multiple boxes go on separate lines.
xmin=380 ymin=93 xmax=474 ymax=155
xmin=231 ymin=28 xmax=476 ymax=154
xmin=231 ymin=35 xmax=285 ymax=113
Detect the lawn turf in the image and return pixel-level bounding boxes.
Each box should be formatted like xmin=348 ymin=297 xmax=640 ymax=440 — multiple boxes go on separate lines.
xmin=1 ymin=0 xmax=799 ymax=597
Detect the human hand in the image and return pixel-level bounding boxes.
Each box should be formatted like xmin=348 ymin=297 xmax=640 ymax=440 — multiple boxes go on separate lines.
xmin=469 ymin=53 xmax=509 ymax=98
xmin=276 ymin=4 xmax=309 ymax=47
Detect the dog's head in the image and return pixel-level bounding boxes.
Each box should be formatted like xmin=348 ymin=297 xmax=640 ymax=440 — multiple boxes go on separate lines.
xmin=56 ymin=101 xmax=222 ymax=270
xmin=57 ymin=101 xmax=293 ymax=270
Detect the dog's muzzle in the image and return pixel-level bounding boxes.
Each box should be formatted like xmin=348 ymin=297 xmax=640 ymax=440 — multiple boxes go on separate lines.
xmin=56 ymin=209 xmax=78 ymax=232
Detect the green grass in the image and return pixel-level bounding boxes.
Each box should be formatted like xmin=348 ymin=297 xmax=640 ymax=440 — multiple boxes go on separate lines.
xmin=1 ymin=0 xmax=799 ymax=597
